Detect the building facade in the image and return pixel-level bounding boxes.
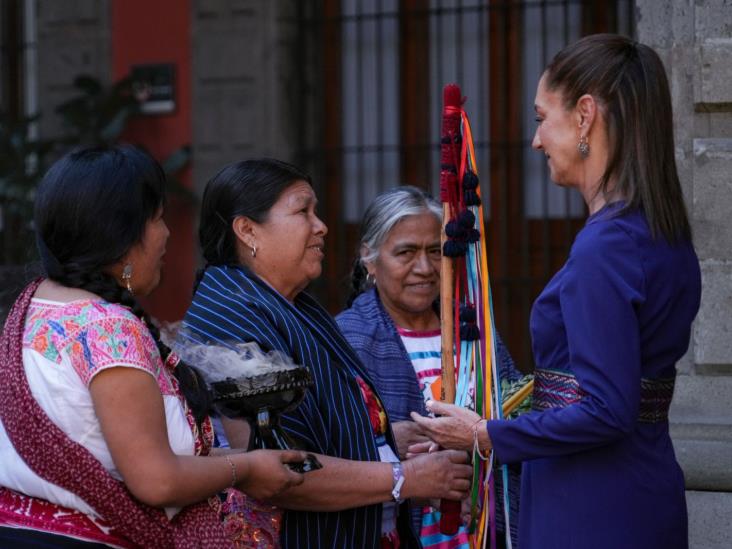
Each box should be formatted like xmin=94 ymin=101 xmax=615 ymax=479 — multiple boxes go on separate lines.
xmin=636 ymin=1 xmax=732 ymax=547
xmin=1 ymin=1 xmax=730 ymax=546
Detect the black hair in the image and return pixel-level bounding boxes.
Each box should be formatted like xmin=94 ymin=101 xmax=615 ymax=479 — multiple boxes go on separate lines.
xmin=545 ymin=33 xmax=691 ymax=242
xmin=196 ymin=158 xmax=312 ymax=286
xmin=34 ymin=145 xmax=212 ymax=424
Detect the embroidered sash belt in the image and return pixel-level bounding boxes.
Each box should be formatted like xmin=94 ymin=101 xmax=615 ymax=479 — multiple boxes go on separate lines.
xmin=532 ymin=368 xmax=675 ymax=423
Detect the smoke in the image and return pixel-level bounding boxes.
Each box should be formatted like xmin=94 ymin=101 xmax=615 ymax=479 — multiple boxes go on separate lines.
xmin=172 ymin=338 xmax=298 ymax=385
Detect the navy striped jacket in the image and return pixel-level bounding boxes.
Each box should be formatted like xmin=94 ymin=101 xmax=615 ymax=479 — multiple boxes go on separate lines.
xmin=180 ymin=265 xmax=419 ymax=549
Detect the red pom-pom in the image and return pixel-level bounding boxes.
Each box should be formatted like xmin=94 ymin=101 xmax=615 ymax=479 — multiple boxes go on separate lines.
xmin=443 ymin=84 xmax=463 ymax=108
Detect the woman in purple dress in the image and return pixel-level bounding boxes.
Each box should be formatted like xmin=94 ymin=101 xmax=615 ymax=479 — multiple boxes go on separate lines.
xmin=410 ymin=34 xmax=700 ymax=549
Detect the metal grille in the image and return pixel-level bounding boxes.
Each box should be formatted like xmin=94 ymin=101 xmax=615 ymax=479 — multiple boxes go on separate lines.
xmin=294 ymin=0 xmax=635 ymax=369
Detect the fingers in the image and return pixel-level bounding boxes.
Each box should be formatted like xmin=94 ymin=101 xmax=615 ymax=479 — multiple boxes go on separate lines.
xmin=426 ymin=401 xmax=481 ymax=428
xmin=429 ymin=451 xmax=472 ymax=476
xmin=279 ymin=450 xmax=308 ymax=464
xmin=444 ymin=449 xmax=470 ymax=464
xmin=280 ymin=451 xmax=308 ymax=486
xmin=409 ymin=411 xmax=432 ymax=428
xmin=411 ymin=434 xmax=430 ymax=445
xmin=412 ymin=423 xmax=426 ymax=436
xmin=455 ymin=464 xmax=473 ymax=479
xmin=410 ymin=407 xmax=479 ymax=453
xmin=410 ymin=410 xmax=451 ymax=440
xmin=425 ymin=400 xmax=454 ymax=417
xmin=410 ymin=413 xmax=444 ymax=442
xmin=436 ymin=450 xmax=472 ymax=482
xmin=396 ymin=421 xmax=427 ymax=459
xmin=406 ymin=440 xmax=436 ymax=458
xmin=444 ymin=479 xmax=472 ymax=501
xmin=398 ymin=420 xmax=426 ymax=438
xmin=393 ymin=420 xmax=421 ymax=432
xmin=452 ymin=478 xmax=471 ymax=492
xmin=434 ymin=451 xmax=472 ymax=478
xmin=286 ymin=469 xmax=305 ymax=487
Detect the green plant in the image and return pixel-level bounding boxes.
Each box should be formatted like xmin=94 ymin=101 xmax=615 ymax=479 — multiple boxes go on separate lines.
xmin=55 ymin=75 xmax=140 ymax=146
xmin=57 ymin=75 xmax=196 ymax=202
xmin=0 ymin=112 xmax=55 ymax=262
xmin=159 ymin=144 xmax=197 ymax=203
xmin=0 ymin=74 xmax=196 ymax=265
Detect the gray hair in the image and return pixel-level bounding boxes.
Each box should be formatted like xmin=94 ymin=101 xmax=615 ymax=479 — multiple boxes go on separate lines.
xmin=360 ymin=185 xmax=441 ymax=263
xmin=346 ymin=185 xmax=442 ymax=307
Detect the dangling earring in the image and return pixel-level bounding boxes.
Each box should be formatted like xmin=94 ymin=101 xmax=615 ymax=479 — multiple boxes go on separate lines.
xmin=251 ymin=245 xmax=257 ymax=258
xmin=366 ymin=272 xmax=376 ymax=286
xmin=122 ymin=263 xmax=134 ymax=295
xmin=578 ymin=135 xmax=590 ymax=158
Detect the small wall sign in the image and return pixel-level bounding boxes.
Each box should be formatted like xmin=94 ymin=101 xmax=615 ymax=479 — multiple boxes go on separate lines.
xmin=131 ymin=63 xmax=176 ymax=115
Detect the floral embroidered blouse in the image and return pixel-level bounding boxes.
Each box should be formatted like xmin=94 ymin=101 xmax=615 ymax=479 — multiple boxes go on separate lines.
xmin=0 ymin=298 xmax=209 ymax=546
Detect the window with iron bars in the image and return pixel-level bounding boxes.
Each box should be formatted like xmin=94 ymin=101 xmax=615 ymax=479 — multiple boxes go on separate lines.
xmin=294 ymin=0 xmax=635 ymax=370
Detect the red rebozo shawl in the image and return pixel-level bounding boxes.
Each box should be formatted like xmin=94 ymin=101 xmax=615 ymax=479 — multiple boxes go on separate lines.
xmin=0 ymin=279 xmax=232 ymax=548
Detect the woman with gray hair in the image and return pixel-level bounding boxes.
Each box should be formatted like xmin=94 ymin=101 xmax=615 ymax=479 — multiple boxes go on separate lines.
xmin=345 ymin=185 xmax=442 ymax=309
xmin=336 ymin=185 xmax=526 ymax=548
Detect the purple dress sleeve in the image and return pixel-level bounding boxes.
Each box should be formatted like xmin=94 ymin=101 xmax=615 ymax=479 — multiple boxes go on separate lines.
xmin=486 ymin=220 xmax=645 ymax=463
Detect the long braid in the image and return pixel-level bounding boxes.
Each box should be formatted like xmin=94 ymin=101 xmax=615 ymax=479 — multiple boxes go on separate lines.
xmin=34 ymin=145 xmax=214 ymax=426
xmin=49 ymin=264 xmax=213 ymax=425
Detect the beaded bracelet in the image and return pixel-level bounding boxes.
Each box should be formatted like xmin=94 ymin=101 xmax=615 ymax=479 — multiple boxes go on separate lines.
xmin=225 ymin=455 xmax=238 ymax=487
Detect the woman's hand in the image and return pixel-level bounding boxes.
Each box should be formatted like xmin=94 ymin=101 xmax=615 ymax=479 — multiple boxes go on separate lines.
xmin=391 ymin=420 xmax=429 ymax=460
xmin=405 ymin=440 xmax=439 ymax=458
xmin=402 ymin=449 xmax=472 ymax=501
xmin=236 ymin=449 xmax=306 ymax=500
xmin=410 ymin=400 xmax=490 ymax=453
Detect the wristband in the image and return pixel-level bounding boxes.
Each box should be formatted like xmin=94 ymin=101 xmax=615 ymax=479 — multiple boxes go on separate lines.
xmin=473 ymin=419 xmax=490 ymax=461
xmin=391 ymin=461 xmax=405 ymax=504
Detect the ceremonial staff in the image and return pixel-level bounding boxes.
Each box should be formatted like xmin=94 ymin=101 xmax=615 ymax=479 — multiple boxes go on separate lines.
xmin=437 ymin=84 xmax=462 ymax=535
xmin=438 ymin=83 xmax=532 ymax=548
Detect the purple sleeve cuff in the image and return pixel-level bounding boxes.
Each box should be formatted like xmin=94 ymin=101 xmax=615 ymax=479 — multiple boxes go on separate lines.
xmin=486 ymin=418 xmax=523 ymax=464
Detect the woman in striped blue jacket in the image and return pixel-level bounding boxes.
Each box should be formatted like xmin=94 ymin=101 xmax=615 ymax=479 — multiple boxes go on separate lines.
xmin=180 ymin=159 xmax=473 ymax=549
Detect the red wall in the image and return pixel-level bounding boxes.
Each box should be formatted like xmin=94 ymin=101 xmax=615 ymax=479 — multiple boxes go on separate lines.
xmin=111 ymin=0 xmax=195 ymax=321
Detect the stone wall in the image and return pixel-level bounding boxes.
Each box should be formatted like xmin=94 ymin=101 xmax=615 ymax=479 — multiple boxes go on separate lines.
xmin=636 ymin=1 xmax=732 ymax=548
xmin=35 ymin=0 xmax=309 ymax=183
xmin=35 ymin=0 xmax=111 ymax=139
xmin=190 ymin=0 xmax=305 ymax=194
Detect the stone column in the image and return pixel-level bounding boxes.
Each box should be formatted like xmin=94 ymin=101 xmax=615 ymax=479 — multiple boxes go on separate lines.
xmin=190 ymin=0 xmax=308 ymax=194
xmin=636 ymin=2 xmax=732 ymax=548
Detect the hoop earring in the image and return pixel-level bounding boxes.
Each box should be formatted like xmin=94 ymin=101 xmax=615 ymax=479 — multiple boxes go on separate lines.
xmin=366 ymin=272 xmax=376 ymax=286
xmin=122 ymin=263 xmax=134 ymax=295
xmin=251 ymin=245 xmax=257 ymax=258
xmin=578 ymin=135 xmax=590 ymax=158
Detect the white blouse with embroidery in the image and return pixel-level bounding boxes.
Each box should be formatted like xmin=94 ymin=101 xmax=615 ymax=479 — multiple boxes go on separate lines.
xmin=0 ymin=298 xmax=195 ymax=520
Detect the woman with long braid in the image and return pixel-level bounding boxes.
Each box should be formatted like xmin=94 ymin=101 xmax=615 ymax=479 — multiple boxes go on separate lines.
xmin=0 ymin=145 xmax=304 ymax=548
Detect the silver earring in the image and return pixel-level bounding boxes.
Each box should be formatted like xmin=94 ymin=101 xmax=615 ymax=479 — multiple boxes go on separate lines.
xmin=578 ymin=135 xmax=590 ymax=158
xmin=366 ymin=272 xmax=376 ymax=286
xmin=122 ymin=263 xmax=134 ymax=295
xmin=251 ymin=245 xmax=257 ymax=258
